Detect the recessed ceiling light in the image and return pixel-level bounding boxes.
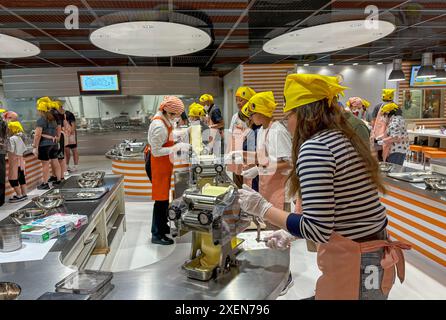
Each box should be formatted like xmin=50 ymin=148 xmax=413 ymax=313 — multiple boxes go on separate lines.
xmin=328 ymin=63 xmax=334 ymax=66
xmin=353 ymin=63 xmax=359 ymax=66
xmin=304 ymin=63 xmax=309 ymax=67
xmin=263 ymin=20 xmax=395 ymax=55
xmin=0 ymin=33 xmax=40 ymax=58
xmin=377 ymin=62 xmax=383 ymax=65
xmin=90 ymin=21 xmax=211 ymax=57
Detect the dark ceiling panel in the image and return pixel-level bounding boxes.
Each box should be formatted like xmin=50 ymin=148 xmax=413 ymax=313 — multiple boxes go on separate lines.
xmin=0 ymin=0 xmax=445 ymax=74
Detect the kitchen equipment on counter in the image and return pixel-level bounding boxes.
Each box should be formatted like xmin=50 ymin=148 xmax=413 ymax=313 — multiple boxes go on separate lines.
xmin=55 ymin=270 xmax=114 ymax=300
xmin=9 ymin=208 xmax=47 ymax=225
xmin=0 ymin=218 xmax=22 ymax=252
xmin=47 ymin=187 xmax=109 ymax=201
xmin=0 ymin=282 xmax=21 ymax=300
xmin=387 ymin=171 xmax=438 ymax=183
xmin=379 ymin=162 xmax=393 ymax=173
xmin=424 ymin=177 xmax=446 ymax=190
xmin=77 ymin=178 xmax=102 ymax=188
xmin=32 ymin=192 xmax=64 ymax=210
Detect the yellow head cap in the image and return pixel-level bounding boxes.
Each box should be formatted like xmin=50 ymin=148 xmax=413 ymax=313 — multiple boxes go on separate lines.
xmin=235 ymin=86 xmax=257 ymax=101
xmin=0 ymin=108 xmax=6 ymax=114
xmin=382 ymin=89 xmax=395 ymax=102
xmin=199 ymin=94 xmax=214 ymax=104
xmin=283 ymin=74 xmax=349 ymax=113
xmin=247 ymin=91 xmax=277 ymax=118
xmin=381 ymin=102 xmax=400 ymax=114
xmin=8 ymin=121 xmax=24 ymax=134
xmin=188 ymin=102 xmax=205 ymax=117
xmin=36 ymin=96 xmax=53 ymax=112
xmin=240 ymin=103 xmax=251 ymax=118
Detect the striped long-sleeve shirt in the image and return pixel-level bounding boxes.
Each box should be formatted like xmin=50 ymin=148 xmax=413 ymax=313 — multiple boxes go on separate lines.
xmin=286 ymin=130 xmax=387 ymax=243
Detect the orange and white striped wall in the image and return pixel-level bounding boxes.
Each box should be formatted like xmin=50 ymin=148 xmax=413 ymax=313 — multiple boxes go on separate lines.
xmin=381 ymin=182 xmax=446 ymax=269
xmin=5 ymin=153 xmax=50 ymax=197
xmin=111 ymin=157 xmax=190 ymax=200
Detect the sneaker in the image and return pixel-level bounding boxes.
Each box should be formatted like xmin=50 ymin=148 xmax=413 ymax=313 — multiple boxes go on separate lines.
xmin=72 ymin=165 xmax=78 ymax=172
xmin=279 ymin=273 xmax=294 ymax=296
xmin=151 ymin=236 xmax=174 ymax=245
xmin=64 ymin=171 xmax=70 ymax=177
xmin=8 ymin=195 xmax=27 ymax=203
xmin=52 ymin=180 xmax=62 ymax=186
xmin=37 ymin=183 xmax=50 ymax=190
xmin=48 ymin=176 xmax=57 ymax=183
xmin=67 ymin=166 xmax=72 ymax=172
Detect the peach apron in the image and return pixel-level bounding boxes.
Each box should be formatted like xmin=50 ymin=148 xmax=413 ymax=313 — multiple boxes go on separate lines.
xmin=315 ymin=232 xmax=411 ymax=300
xmin=371 ymin=110 xmax=391 ymax=161
xmin=226 ymin=124 xmax=246 ymax=175
xmin=257 ymin=122 xmax=288 ymax=210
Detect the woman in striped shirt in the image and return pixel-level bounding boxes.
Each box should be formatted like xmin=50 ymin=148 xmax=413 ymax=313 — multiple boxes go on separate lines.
xmin=239 ymin=74 xmax=409 ymax=300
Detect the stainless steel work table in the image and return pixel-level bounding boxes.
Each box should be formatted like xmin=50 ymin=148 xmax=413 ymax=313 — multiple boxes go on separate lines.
xmin=1 ymin=174 xmax=290 ymax=300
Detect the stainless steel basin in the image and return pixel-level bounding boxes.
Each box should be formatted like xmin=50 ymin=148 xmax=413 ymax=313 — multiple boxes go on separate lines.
xmin=32 ymin=192 xmax=64 ymax=210
xmin=10 ymin=208 xmax=47 ymax=225
xmin=0 ymin=282 xmax=21 ymax=300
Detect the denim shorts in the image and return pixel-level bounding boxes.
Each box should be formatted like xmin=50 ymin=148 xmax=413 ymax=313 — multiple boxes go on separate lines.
xmin=359 ymin=249 xmax=389 ymax=300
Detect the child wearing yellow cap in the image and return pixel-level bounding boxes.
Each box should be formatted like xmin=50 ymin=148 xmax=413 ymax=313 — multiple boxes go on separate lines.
xmin=240 ymin=91 xmax=292 ymax=211
xmin=199 ymin=93 xmax=224 ymax=156
xmin=238 ymin=74 xmax=397 ymax=300
xmin=7 ymin=121 xmax=28 ymax=202
xmin=227 ymin=87 xmax=257 ymax=188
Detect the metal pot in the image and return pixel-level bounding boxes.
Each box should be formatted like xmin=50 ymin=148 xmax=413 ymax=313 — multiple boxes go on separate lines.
xmin=77 ymin=178 xmax=102 ymax=188
xmin=0 ymin=282 xmax=21 ymax=300
xmin=81 ymin=171 xmax=105 ymax=180
xmin=32 ymin=193 xmax=65 ymax=210
xmin=0 ymin=219 xmax=22 ymax=253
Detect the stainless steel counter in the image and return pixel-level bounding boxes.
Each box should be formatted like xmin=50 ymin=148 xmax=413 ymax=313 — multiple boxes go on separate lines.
xmin=0 ymin=175 xmax=124 ymax=299
xmin=1 ymin=174 xmax=290 ymax=300
xmin=105 ymin=151 xmax=144 ymax=161
xmin=106 ymin=244 xmax=290 ymax=300
xmin=382 ymin=164 xmax=446 ymax=204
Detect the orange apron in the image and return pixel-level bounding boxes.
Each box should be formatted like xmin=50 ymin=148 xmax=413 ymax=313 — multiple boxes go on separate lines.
xmin=315 ymin=232 xmax=411 ymax=300
xmin=258 ymin=122 xmax=288 ymax=210
xmin=150 ymin=116 xmax=174 ymax=201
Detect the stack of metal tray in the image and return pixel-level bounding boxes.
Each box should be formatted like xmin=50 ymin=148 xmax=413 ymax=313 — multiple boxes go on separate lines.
xmin=46 ymin=187 xmax=109 ymax=201
xmin=55 ymin=270 xmax=114 ymax=300
xmin=387 ymin=171 xmax=439 ymax=183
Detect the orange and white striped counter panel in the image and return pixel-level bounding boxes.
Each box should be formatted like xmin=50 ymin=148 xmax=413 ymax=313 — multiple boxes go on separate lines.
xmin=381 ymin=180 xmax=446 ymax=269
xmin=110 ymin=156 xmax=190 ymax=200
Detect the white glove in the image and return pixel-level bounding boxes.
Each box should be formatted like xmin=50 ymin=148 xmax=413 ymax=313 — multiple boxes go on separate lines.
xmin=32 ymin=148 xmax=38 ymax=157
xmin=238 ymin=184 xmax=272 ymax=219
xmin=264 ymin=230 xmax=296 ymax=251
xmin=241 ymin=166 xmax=259 ymax=179
xmin=172 ymin=142 xmax=190 ymax=153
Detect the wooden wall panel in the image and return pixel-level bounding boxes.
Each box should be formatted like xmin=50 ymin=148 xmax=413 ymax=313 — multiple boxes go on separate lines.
xmin=241 ymin=64 xmax=295 ymax=120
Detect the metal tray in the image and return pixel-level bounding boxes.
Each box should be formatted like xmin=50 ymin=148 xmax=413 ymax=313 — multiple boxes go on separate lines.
xmin=387 ymin=172 xmax=438 ymax=183
xmin=55 ymin=270 xmax=113 ymax=295
xmin=47 ymin=187 xmax=109 ymax=201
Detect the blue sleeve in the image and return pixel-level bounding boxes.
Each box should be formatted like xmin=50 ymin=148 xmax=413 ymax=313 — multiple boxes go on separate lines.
xmin=36 ymin=117 xmax=45 ymax=128
xmin=286 ymin=213 xmax=303 ymax=238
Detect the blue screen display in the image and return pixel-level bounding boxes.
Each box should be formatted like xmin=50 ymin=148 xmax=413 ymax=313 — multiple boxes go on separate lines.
xmin=79 ymin=74 xmax=120 ymax=92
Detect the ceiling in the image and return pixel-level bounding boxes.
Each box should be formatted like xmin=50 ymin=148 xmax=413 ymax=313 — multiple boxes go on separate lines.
xmin=0 ymin=0 xmax=446 ymax=76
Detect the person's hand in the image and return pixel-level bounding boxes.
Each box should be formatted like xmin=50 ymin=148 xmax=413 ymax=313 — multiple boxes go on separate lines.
xmin=241 ymin=166 xmax=259 ymax=179
xmin=238 ymin=184 xmax=272 ymax=219
xmin=264 ymin=230 xmax=296 ymax=251
xmin=376 ymin=139 xmax=384 ymax=146
xmin=173 ymin=142 xmax=190 ymax=153
xmin=32 ymin=148 xmax=38 ymax=157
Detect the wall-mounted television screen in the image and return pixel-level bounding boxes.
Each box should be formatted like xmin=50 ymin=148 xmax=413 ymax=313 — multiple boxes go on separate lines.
xmin=410 ymin=65 xmax=446 ymax=87
xmin=78 ymin=71 xmax=121 ymax=95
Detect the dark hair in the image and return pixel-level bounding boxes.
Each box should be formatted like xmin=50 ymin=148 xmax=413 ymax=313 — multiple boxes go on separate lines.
xmin=288 ymin=98 xmax=385 ymax=198
xmin=388 ymin=107 xmax=403 ymax=117
xmin=41 ymin=110 xmax=55 ymax=122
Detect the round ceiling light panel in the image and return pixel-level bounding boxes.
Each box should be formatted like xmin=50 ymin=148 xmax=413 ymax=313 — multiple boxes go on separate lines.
xmin=263 ymin=20 xmax=395 ymax=55
xmin=0 ymin=34 xmax=40 ymax=58
xmin=90 ymin=21 xmax=211 ymax=57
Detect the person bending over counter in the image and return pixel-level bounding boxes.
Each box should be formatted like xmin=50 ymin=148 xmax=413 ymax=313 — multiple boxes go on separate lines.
xmin=33 ymin=97 xmax=62 ymax=190
xmin=147 ymin=96 xmax=189 ymax=246
xmin=238 ymin=74 xmax=410 ymax=300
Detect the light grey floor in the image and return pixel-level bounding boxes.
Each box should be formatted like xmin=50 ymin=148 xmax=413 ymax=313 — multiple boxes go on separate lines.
xmin=3 ymin=156 xmax=446 ymax=299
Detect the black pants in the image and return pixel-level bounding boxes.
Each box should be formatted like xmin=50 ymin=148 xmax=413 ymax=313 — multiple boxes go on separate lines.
xmin=151 ymin=200 xmax=170 ymax=239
